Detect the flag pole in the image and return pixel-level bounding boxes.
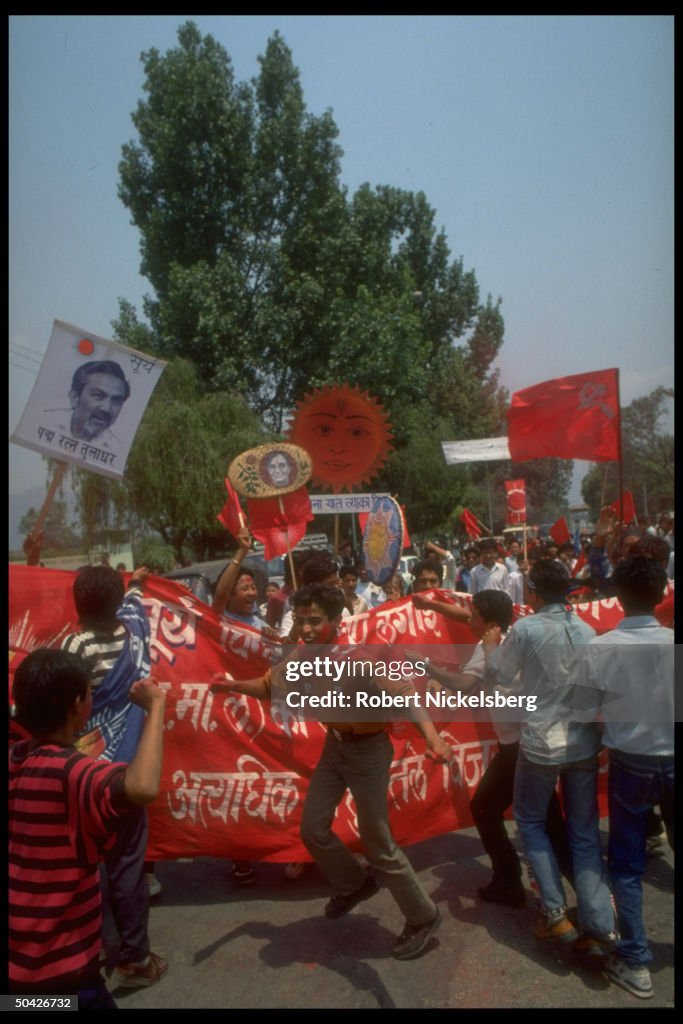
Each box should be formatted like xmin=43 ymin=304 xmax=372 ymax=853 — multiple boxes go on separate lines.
xmin=29 ymin=461 xmax=68 ymax=541
xmin=615 ymin=369 xmax=624 ymax=525
xmin=278 ymin=496 xmax=297 ymax=589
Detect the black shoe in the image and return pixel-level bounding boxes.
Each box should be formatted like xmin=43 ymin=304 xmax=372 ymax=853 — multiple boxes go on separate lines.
xmin=232 ymin=862 xmax=256 ymax=886
xmin=477 ymin=877 xmax=526 ymax=906
xmin=324 ymin=875 xmax=379 ymax=919
xmin=392 ymin=907 xmax=441 ymax=960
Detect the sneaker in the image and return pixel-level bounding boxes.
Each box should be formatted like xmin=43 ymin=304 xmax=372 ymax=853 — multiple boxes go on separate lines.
xmin=112 ymin=952 xmax=168 ymax=989
xmin=603 ymin=954 xmax=653 ymax=1000
xmin=284 ymin=862 xmax=305 ymax=880
xmin=572 ymin=933 xmax=615 ymax=961
xmin=533 ymin=909 xmax=578 ymax=943
xmin=477 ymin=877 xmax=526 ymax=907
xmin=232 ymin=862 xmax=256 ymax=886
xmin=324 ymin=875 xmax=379 ymax=919
xmin=392 ymin=907 xmax=441 ymax=961
xmin=646 ymin=829 xmax=668 ymax=856
xmin=146 ymin=872 xmax=162 ymax=897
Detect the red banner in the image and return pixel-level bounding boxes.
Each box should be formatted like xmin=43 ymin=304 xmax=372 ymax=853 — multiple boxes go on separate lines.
xmin=504 ymin=479 xmax=526 ymax=525
xmin=10 ymin=568 xmax=662 ymax=862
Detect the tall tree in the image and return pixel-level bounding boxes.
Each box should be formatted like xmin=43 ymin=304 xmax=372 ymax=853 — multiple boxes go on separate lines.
xmin=117 ymin=25 xmax=498 ymax=419
xmin=115 ymin=22 xmax=508 ymax=537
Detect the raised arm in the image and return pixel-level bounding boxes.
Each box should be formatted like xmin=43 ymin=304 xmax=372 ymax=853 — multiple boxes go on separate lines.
xmin=123 ymin=679 xmax=167 ymax=806
xmin=212 ymin=525 xmax=252 ymax=617
xmin=411 ymin=592 xmax=472 ymax=624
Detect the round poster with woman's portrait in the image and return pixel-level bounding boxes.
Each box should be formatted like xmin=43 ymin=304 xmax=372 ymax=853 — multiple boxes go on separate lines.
xmin=228 ymin=442 xmax=312 ymax=498
xmin=362 ymin=496 xmax=404 ymax=586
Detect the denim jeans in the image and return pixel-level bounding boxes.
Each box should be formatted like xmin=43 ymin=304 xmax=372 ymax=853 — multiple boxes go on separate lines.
xmin=470 ymin=741 xmax=573 ymax=885
xmin=608 ymin=748 xmax=674 ymax=966
xmin=514 ymin=752 xmax=614 ymax=936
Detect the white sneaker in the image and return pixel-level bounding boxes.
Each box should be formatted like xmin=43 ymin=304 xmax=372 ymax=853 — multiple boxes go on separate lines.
xmin=146 ymin=872 xmax=162 ymax=897
xmin=604 ymin=954 xmax=653 ymax=999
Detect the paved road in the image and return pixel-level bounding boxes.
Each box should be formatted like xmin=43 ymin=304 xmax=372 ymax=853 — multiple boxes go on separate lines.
xmin=105 ymin=825 xmax=674 ymax=1010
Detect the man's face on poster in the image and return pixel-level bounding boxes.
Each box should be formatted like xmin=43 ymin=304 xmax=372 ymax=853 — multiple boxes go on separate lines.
xmin=69 ymin=372 xmax=127 ymax=441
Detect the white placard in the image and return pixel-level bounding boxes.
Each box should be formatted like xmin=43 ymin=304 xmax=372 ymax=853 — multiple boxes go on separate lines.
xmin=308 ymin=493 xmax=391 ymax=515
xmin=11 ymin=320 xmax=166 ymax=480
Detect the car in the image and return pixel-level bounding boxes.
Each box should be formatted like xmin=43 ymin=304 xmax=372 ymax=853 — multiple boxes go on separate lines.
xmin=398 ymin=555 xmax=419 ymax=590
xmin=161 ymin=554 xmax=269 ymax=606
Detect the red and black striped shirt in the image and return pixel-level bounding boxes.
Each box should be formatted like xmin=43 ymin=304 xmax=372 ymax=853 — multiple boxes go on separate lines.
xmin=9 ymin=740 xmax=132 ymax=989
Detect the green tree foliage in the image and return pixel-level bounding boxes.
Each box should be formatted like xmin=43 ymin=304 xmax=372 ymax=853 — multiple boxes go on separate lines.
xmin=581 ymin=387 xmax=674 ymax=520
xmin=123 ymin=360 xmax=269 ymax=561
xmin=115 ymin=23 xmax=509 ymax=538
xmin=19 ymin=500 xmax=82 ymax=553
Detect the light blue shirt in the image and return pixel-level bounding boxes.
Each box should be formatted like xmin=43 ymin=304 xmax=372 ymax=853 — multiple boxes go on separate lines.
xmin=572 ymin=616 xmax=674 ymax=757
xmin=486 ymin=603 xmax=599 ymax=765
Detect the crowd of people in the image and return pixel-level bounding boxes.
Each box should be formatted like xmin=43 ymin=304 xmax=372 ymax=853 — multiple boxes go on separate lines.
xmin=9 ymin=507 xmax=674 ymax=1005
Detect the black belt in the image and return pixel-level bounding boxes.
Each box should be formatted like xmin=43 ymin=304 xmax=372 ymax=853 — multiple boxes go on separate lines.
xmin=330 ymin=728 xmax=385 ymax=742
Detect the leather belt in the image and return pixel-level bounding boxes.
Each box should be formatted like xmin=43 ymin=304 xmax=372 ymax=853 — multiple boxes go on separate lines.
xmin=330 ymin=728 xmax=385 ymax=743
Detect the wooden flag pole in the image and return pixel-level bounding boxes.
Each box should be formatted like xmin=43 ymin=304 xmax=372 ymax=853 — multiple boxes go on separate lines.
xmin=29 ymin=461 xmax=68 ymax=541
xmin=334 ymin=514 xmax=340 ymax=555
xmin=278 ymin=496 xmax=297 ymax=589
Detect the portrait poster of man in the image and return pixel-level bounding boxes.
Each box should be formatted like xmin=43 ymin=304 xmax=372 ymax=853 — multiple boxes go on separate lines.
xmin=11 ymin=319 xmax=166 ymax=480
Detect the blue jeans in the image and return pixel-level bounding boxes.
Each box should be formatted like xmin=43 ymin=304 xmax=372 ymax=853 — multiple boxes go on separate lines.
xmin=608 ymin=749 xmax=674 ymax=966
xmin=514 ymin=753 xmax=614 ymax=936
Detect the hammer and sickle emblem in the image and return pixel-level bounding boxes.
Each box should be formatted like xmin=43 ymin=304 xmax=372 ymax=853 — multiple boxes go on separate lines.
xmin=578 ymin=382 xmax=615 ymax=419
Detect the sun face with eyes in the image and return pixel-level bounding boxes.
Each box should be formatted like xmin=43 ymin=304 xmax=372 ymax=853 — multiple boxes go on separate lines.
xmin=288 ymin=384 xmax=393 ymax=492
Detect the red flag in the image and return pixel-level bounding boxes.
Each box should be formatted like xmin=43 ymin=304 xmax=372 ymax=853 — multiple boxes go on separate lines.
xmin=609 ymin=490 xmax=636 ymax=524
xmin=459 ymin=508 xmax=482 ymax=539
xmin=549 ymin=516 xmax=571 ymax=546
xmin=217 ymin=478 xmax=245 ymax=537
xmin=247 ymin=487 xmax=313 ymax=559
xmin=504 ymin=479 xmax=526 ymax=525
xmin=507 ymin=369 xmax=619 ymax=462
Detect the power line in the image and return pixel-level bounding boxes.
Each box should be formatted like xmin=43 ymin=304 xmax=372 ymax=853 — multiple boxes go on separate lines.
xmin=9 ymin=348 xmax=42 ymax=366
xmin=11 ymin=342 xmax=45 ymax=360
xmin=9 ymin=359 xmax=38 ymax=375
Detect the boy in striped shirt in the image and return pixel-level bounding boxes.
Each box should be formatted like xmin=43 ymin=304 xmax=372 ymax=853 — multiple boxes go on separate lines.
xmin=9 ymin=649 xmax=166 ymax=1007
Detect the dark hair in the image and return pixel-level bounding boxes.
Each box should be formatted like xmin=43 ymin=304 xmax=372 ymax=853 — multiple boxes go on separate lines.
xmin=528 ymin=558 xmax=570 ymax=603
xmin=340 ymin=565 xmax=359 ymax=580
xmin=385 ymin=573 xmax=405 ymax=597
xmin=472 ymin=590 xmax=514 ymax=632
xmin=629 ymin=535 xmax=671 ymax=567
xmin=479 ymin=538 xmax=498 ymax=553
xmin=302 ymin=552 xmax=340 ymax=585
xmin=73 ymin=565 xmax=126 ymax=630
xmin=284 ymin=549 xmax=309 ymax=587
xmin=70 ymin=360 xmax=130 ymax=401
xmin=411 ymin=558 xmax=443 ymax=583
xmin=13 ymin=649 xmax=91 ymax=735
xmin=291 ymin=584 xmax=346 ymax=620
xmin=612 ymin=556 xmax=667 ymax=612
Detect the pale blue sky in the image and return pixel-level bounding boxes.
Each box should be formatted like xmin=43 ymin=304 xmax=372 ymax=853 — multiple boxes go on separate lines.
xmin=9 ymin=15 xmax=674 ymax=501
